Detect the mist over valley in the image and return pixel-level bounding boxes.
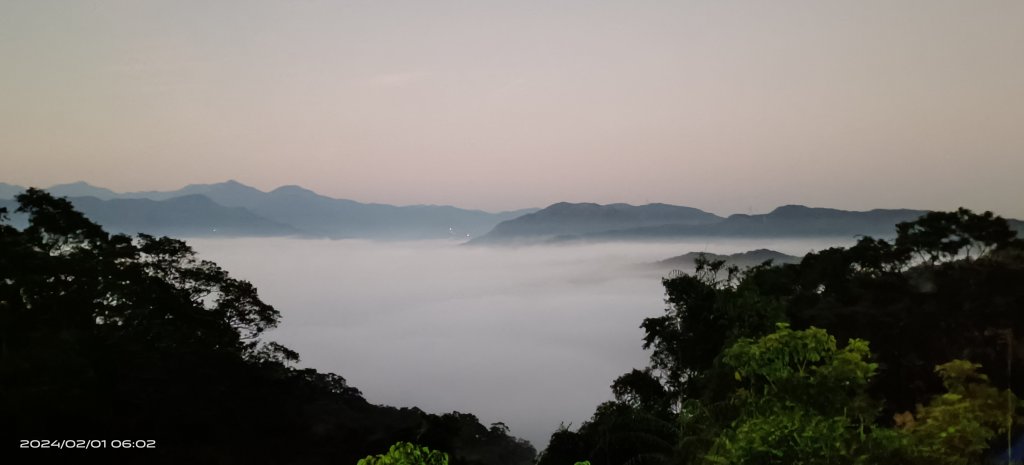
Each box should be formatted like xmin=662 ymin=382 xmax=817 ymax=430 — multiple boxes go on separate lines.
xmin=6 ymin=1 xmax=1024 ymax=462
xmin=186 ymin=236 xmax=853 ymax=447
xmin=5 ymin=180 xmax=1021 ymax=449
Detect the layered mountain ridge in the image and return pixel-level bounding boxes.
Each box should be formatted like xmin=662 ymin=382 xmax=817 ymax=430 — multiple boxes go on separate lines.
xmin=0 ymin=181 xmax=534 ymax=239
xmin=2 ymin=181 xmax=1020 ymax=242
xmin=469 ymin=203 xmax=1023 ymax=244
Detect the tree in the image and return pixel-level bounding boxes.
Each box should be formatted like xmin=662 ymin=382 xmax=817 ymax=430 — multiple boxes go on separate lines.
xmin=4 ymin=188 xmax=287 ymax=357
xmin=705 ymin=327 xmax=1021 ymax=465
xmin=536 ymin=424 xmax=589 ymax=465
xmin=543 ymin=207 xmax=1024 ymax=465
xmin=1 ymin=189 xmax=537 ymax=465
xmin=706 ymin=324 xmax=881 ymax=465
xmin=611 ymin=369 xmax=671 ymax=414
xmin=895 ymin=208 xmax=1019 ymax=264
xmin=535 ymin=401 xmax=678 ymax=465
xmin=641 ymin=256 xmax=786 ymax=403
xmin=898 ymin=360 xmax=1020 ymax=465
xmin=358 ymin=442 xmax=449 ymax=465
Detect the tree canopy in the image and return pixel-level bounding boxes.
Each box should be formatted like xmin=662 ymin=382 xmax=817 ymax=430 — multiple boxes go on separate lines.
xmin=540 ymin=207 xmax=1024 ymax=465
xmin=1 ymin=189 xmax=535 ymax=464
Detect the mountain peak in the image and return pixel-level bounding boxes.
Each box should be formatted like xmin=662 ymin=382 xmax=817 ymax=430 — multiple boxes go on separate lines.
xmin=45 ymin=181 xmax=119 ymax=199
xmin=51 ymin=181 xmax=94 ymax=188
xmin=470 ymin=201 xmax=723 ymax=244
xmin=209 ymin=180 xmax=265 ymax=193
xmin=767 ymin=205 xmax=845 ymax=218
xmin=770 ymin=204 xmax=812 ymax=213
xmin=181 ymin=180 xmax=255 ymax=189
xmin=270 ymin=185 xmax=318 ymax=197
xmin=216 ymin=179 xmax=266 ymax=190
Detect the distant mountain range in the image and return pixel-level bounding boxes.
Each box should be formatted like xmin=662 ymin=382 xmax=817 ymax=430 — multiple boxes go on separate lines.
xmin=572 ymin=205 xmax=932 ymax=241
xmin=469 ymin=203 xmax=1024 ymax=245
xmin=2 ymin=181 xmax=1020 ymax=243
xmin=0 ymin=181 xmax=535 ymax=239
xmin=467 ymin=202 xmax=723 ymax=245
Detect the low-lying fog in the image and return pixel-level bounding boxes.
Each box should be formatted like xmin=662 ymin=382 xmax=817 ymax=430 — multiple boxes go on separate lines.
xmin=188 ymin=237 xmax=853 ymax=448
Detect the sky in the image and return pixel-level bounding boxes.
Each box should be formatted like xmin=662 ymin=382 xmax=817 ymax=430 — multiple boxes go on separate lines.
xmin=2 ymin=0 xmax=1022 ymax=216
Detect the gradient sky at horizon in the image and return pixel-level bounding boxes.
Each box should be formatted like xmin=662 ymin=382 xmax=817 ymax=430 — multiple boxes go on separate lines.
xmin=2 ymin=1 xmax=1022 ymax=216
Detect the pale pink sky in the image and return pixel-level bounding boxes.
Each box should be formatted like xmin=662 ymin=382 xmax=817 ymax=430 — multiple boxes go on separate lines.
xmin=2 ymin=1 xmax=1022 ymax=216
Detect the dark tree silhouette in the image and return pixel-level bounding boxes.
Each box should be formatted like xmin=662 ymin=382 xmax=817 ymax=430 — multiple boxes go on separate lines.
xmin=539 ymin=207 xmax=1024 ymax=465
xmin=1 ymin=189 xmax=535 ymax=465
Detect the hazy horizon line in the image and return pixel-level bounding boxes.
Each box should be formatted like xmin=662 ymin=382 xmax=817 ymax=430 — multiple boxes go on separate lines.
xmin=0 ymin=178 xmax=966 ymax=219
xmin=1 ymin=178 xmax=537 ymax=215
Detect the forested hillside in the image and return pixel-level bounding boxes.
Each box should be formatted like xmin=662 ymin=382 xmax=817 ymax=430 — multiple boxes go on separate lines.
xmin=5 ymin=188 xmax=1023 ymax=464
xmin=0 ymin=189 xmax=535 ymax=464
xmin=539 ymin=208 xmax=1024 ymax=465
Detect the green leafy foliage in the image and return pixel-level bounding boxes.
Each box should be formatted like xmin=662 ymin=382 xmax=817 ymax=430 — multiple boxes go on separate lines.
xmin=707 ymin=325 xmax=881 ymax=465
xmin=708 ymin=328 xmax=1022 ymax=465
xmin=724 ymin=324 xmax=877 ymax=418
xmin=709 ymin=410 xmax=862 ymax=465
xmin=358 ymin=442 xmax=449 ymax=465
xmin=542 ymin=207 xmax=1024 ymax=465
xmin=898 ymin=361 xmax=1021 ymax=465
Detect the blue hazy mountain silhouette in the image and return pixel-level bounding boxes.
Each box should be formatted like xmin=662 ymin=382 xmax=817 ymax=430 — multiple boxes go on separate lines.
xmin=2 ymin=182 xmax=1020 ymax=242
xmin=471 ymin=203 xmax=1024 ymax=244
xmin=0 ymin=181 xmax=534 ymax=239
xmin=467 ymin=202 xmax=723 ymax=244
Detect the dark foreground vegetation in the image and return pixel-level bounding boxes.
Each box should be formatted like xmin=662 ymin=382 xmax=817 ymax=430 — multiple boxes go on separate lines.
xmin=0 ymin=189 xmax=535 ymax=464
xmin=4 ymin=187 xmax=1023 ymax=465
xmin=539 ymin=207 xmax=1024 ymax=465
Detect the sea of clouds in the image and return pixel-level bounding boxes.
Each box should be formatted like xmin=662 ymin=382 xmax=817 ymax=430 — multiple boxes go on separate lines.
xmin=188 ymin=237 xmax=853 ymax=448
